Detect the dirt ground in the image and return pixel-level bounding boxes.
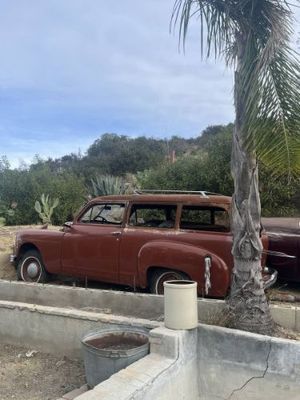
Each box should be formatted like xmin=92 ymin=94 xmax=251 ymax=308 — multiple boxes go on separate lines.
xmin=0 ymin=343 xmax=85 ymax=400
xmin=0 ymin=226 xmax=18 ymax=280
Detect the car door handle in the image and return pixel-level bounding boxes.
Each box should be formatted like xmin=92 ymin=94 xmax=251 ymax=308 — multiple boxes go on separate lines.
xmin=111 ymin=231 xmax=121 ymax=237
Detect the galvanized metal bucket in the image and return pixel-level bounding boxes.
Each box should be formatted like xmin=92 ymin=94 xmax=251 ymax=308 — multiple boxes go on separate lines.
xmin=81 ymin=327 xmax=149 ymax=388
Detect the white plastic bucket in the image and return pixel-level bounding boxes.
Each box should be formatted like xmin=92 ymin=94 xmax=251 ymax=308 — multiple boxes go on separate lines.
xmin=163 ymin=280 xmax=198 ymax=330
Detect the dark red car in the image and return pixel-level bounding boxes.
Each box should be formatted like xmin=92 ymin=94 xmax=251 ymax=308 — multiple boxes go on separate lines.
xmin=11 ymin=192 xmax=276 ymax=298
xmin=262 ymin=218 xmax=299 ymax=282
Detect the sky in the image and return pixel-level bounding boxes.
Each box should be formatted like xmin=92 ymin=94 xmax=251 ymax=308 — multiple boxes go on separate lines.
xmin=0 ymin=1 xmax=299 ymax=167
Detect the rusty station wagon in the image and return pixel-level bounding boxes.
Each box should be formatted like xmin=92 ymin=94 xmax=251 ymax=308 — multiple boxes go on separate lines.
xmin=11 ymin=191 xmax=275 ymax=298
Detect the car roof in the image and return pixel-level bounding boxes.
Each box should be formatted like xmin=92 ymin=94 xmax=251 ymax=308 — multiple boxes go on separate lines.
xmin=90 ymin=193 xmax=232 ymax=206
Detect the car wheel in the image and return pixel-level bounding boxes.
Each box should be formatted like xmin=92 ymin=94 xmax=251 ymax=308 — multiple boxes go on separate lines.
xmin=150 ymin=269 xmax=189 ymax=295
xmin=17 ymin=250 xmax=49 ymax=283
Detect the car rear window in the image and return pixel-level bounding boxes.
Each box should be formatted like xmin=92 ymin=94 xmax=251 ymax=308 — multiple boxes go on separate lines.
xmin=180 ymin=206 xmax=230 ymax=232
xmin=129 ymin=204 xmax=177 ymax=229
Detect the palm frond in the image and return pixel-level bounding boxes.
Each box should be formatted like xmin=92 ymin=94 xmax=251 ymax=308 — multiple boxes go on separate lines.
xmin=251 ymin=53 xmax=299 ymax=172
xmin=171 ymin=0 xmax=237 ymax=61
xmin=172 ymin=0 xmax=300 ymax=176
xmin=238 ymin=2 xmax=300 ymax=175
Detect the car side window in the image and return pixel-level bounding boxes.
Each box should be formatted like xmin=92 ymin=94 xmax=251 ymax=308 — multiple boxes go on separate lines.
xmin=80 ymin=203 xmax=125 ymax=225
xmin=129 ymin=204 xmax=177 ymax=229
xmin=180 ymin=206 xmax=230 ymax=232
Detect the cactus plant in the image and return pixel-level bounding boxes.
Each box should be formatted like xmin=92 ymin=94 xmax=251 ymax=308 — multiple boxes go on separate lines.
xmin=34 ymin=194 xmax=59 ymax=225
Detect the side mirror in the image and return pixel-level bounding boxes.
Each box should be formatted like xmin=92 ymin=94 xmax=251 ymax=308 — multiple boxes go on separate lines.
xmin=63 ymin=221 xmax=73 ymax=228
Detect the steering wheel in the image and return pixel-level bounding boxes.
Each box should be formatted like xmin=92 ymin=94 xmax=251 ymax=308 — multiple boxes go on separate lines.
xmin=93 ymin=215 xmax=108 ymax=223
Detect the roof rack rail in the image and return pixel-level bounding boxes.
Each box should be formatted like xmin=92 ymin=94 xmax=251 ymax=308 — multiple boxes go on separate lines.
xmin=133 ymin=189 xmax=223 ymax=197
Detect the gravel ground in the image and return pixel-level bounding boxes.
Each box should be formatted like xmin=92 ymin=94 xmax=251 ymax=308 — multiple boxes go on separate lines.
xmin=0 ymin=343 xmax=86 ymax=400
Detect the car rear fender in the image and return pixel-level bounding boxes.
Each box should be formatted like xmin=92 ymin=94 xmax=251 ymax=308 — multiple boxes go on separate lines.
xmin=138 ymin=240 xmax=230 ymax=297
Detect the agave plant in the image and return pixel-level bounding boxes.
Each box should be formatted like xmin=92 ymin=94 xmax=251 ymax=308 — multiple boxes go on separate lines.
xmin=35 ymin=194 xmax=59 ymax=225
xmin=90 ymin=175 xmax=127 ymax=197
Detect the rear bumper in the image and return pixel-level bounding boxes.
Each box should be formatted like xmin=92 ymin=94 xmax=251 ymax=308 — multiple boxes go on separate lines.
xmin=263 ymin=267 xmax=278 ymax=290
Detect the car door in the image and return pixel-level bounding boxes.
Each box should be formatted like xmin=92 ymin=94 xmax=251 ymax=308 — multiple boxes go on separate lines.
xmin=119 ymin=202 xmax=178 ymax=286
xmin=61 ymin=202 xmax=126 ymax=282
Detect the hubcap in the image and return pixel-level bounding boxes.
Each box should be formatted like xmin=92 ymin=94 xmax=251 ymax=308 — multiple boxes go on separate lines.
xmin=27 ymin=262 xmax=39 ymax=278
xmin=157 ymin=272 xmax=181 ymax=294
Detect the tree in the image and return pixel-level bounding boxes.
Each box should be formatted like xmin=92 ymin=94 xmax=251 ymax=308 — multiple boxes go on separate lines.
xmin=86 ymin=133 xmax=167 ymax=176
xmin=138 ymin=124 xmax=234 ymax=194
xmin=138 ymin=124 xmax=299 ymax=216
xmin=173 ymin=0 xmax=300 ymax=334
xmin=0 ymin=163 xmax=86 ymax=226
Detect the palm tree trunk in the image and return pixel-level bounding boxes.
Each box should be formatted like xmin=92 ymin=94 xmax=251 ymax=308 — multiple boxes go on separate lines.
xmin=228 ymin=33 xmax=274 ymax=335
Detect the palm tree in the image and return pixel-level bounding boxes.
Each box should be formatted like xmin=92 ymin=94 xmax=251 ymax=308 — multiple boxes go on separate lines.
xmin=172 ymin=0 xmax=300 ymax=334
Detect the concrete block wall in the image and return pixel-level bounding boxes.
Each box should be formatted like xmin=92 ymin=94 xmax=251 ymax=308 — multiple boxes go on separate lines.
xmin=198 ymin=324 xmax=300 ymax=400
xmin=0 ymin=280 xmax=225 ymax=323
xmin=0 ymin=295 xmax=200 ymax=400
xmin=0 ymin=300 xmax=159 ymax=357
xmin=76 ymin=327 xmax=199 ymax=400
xmin=1 ymin=285 xmax=300 ymax=400
xmin=270 ymin=304 xmax=300 ymax=331
xmin=0 ymin=280 xmax=164 ymax=320
xmin=1 ymin=280 xmax=298 ymax=332
xmin=70 ymin=324 xmax=300 ymax=400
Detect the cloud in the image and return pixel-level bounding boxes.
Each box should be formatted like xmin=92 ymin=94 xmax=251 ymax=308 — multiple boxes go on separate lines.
xmin=0 ymin=0 xmax=298 ymax=165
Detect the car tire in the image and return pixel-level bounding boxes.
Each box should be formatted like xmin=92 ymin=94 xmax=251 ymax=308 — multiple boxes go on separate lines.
xmin=150 ymin=269 xmax=189 ymax=295
xmin=17 ymin=249 xmax=49 ymax=283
